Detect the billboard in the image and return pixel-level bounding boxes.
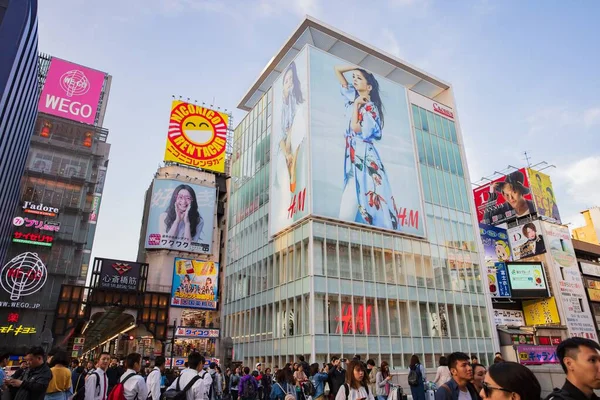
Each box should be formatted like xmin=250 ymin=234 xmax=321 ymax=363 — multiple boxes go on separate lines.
xmin=269 ymin=48 xmax=310 ymax=236
xmin=506 ymin=262 xmax=549 ymax=298
xmin=493 ymin=309 xmax=525 ymax=326
xmin=38 ymin=58 xmax=106 ymax=125
xmin=528 ymin=168 xmax=561 ymax=223
xmin=487 ymin=262 xmax=511 ymax=297
xmin=164 ymin=101 xmax=228 ymax=173
xmin=171 ymin=258 xmax=219 ymax=310
xmin=145 ymin=179 xmax=216 ymax=254
xmin=507 ymin=220 xmax=546 ymax=260
xmin=479 ymin=223 xmax=512 ymax=264
xmin=473 ymin=168 xmax=534 ymax=225
xmin=98 ymin=258 xmax=143 ymax=291
xmin=309 ymin=48 xmax=425 ymax=237
xmin=522 ymin=297 xmax=561 ymax=325
xmin=517 ymin=345 xmax=559 ymax=365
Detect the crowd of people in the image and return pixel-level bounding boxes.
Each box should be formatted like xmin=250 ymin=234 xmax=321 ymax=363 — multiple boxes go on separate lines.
xmin=0 ymin=338 xmax=599 ymax=400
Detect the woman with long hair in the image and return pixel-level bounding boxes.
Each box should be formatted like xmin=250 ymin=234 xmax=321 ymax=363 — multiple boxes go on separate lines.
xmin=159 ymin=184 xmax=204 ymax=243
xmin=45 ymin=350 xmax=72 ymax=400
xmin=433 ymin=356 xmax=452 ymax=388
xmin=471 ymin=364 xmax=486 ymax=395
xmin=335 ymin=361 xmax=375 ymax=400
xmin=408 ymin=355 xmax=426 ymax=400
xmin=479 ymin=362 xmax=540 ymax=400
xmin=375 ymin=361 xmax=392 ymax=400
xmin=334 ymin=65 xmax=401 ymax=231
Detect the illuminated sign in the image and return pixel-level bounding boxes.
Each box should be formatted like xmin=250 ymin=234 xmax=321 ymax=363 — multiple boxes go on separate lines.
xmin=175 ymin=327 xmax=219 ymax=338
xmin=89 ymin=195 xmax=101 ymax=222
xmin=0 ymin=252 xmax=47 ymax=303
xmin=98 ymin=258 xmax=142 ymax=292
xmin=335 ymin=304 xmax=373 ymax=335
xmin=0 ymin=325 xmax=37 ymax=335
xmin=22 ymin=202 xmax=59 ymax=217
xmin=12 ymin=232 xmax=53 ymax=247
xmin=517 ymin=345 xmax=559 ymax=365
xmin=13 ymin=217 xmax=60 ymax=232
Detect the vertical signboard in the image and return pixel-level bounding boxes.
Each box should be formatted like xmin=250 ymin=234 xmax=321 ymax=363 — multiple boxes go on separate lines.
xmin=527 ymin=169 xmax=561 ymax=224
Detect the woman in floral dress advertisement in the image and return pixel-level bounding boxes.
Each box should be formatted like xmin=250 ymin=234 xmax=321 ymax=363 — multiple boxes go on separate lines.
xmin=334 ymin=65 xmax=402 ymax=231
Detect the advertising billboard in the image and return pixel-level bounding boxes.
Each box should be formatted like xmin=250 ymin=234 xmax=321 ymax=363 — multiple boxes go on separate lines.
xmin=479 ymin=223 xmax=512 ymax=264
xmin=507 ymin=220 xmax=546 ymax=260
xmin=164 ymin=101 xmax=228 ymax=173
xmin=0 ymin=252 xmax=46 ymax=309
xmin=487 ymin=262 xmax=511 ymax=297
xmin=528 ymin=168 xmax=561 ymax=223
xmin=517 ymin=345 xmax=559 ymax=365
xmin=171 ymin=258 xmax=219 ymax=310
xmin=145 ymin=179 xmax=216 ymax=254
xmin=522 ymin=297 xmax=561 ymax=325
xmin=38 ymin=58 xmax=106 ymax=125
xmin=269 ymin=48 xmax=310 ymax=237
xmin=506 ymin=262 xmax=549 ymax=298
xmin=542 ymin=223 xmax=576 ymax=267
xmin=473 ymin=168 xmax=534 ymax=225
xmin=97 ymin=258 xmax=143 ymax=291
xmin=493 ymin=309 xmax=525 ymax=326
xmin=309 ymin=48 xmax=425 ymax=237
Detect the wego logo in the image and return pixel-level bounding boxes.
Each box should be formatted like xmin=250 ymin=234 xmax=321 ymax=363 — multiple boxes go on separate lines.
xmin=433 ymin=103 xmax=454 ymax=119
xmin=0 ymin=253 xmax=47 ymax=301
xmin=111 ymin=263 xmax=132 ymax=276
xmin=59 ymin=70 xmax=91 ymax=97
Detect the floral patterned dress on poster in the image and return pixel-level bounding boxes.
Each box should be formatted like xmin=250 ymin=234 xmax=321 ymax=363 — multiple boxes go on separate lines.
xmin=340 ymin=84 xmax=402 ymax=231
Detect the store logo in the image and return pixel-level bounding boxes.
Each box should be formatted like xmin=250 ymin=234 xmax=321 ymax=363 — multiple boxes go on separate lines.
xmin=0 ymin=253 xmax=47 ymax=301
xmin=111 ymin=263 xmax=132 ymax=276
xmin=60 ymin=69 xmax=91 ymax=97
xmin=433 ymin=103 xmax=454 ymax=119
xmin=13 ymin=217 xmax=60 ymax=232
xmin=22 ymin=201 xmax=59 ymax=217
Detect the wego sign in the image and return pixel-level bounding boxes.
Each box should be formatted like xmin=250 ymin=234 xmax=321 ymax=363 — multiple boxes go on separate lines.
xmin=0 ymin=253 xmax=47 ymax=307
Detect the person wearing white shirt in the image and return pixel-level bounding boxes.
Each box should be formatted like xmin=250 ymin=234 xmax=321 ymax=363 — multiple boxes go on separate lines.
xmin=86 ymin=352 xmax=110 ymax=400
xmin=147 ymin=356 xmax=166 ymax=400
xmin=120 ymin=353 xmax=148 ymax=400
xmin=167 ymin=352 xmax=210 ymax=400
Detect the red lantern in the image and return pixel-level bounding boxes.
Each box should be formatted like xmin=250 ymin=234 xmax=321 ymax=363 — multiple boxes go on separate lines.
xmin=40 ymin=122 xmax=51 ymax=138
xmin=83 ymin=132 xmax=93 ymax=147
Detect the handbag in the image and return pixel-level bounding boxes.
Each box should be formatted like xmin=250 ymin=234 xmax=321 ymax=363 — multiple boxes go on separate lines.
xmin=324 ymin=382 xmax=331 ymax=396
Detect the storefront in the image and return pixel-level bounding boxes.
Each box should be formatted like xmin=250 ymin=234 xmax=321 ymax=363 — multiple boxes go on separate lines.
xmin=167 ymin=309 xmax=219 ymax=368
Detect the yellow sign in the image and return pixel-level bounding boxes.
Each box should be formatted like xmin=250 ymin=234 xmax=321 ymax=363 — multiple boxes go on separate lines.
xmin=0 ymin=325 xmax=37 ymax=335
xmin=588 ymin=288 xmax=600 ymax=302
xmin=528 ymin=168 xmax=561 ymax=223
xmin=522 ymin=297 xmax=560 ymax=325
xmin=164 ymin=101 xmax=228 ymax=173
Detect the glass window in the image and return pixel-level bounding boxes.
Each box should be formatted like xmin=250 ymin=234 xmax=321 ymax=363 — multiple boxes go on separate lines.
xmin=395 ymin=251 xmax=406 ymax=285
xmin=326 ymin=241 xmax=338 ymax=278
xmin=441 ymin=117 xmax=451 ymax=141
xmin=384 ymin=250 xmax=396 ymax=284
xmin=427 ymin=112 xmax=436 ymax=136
xmin=339 ymin=241 xmax=350 ymax=278
xmin=431 ymin=135 xmax=442 ymax=169
xmin=449 ymin=122 xmax=458 ymax=143
xmin=410 ymin=301 xmax=421 ymax=337
xmin=351 ymin=244 xmax=363 ymax=280
xmin=420 ymin=302 xmax=430 ymax=336
xmin=364 ymin=297 xmax=376 ymax=336
xmin=422 ymin=133 xmax=434 ymax=167
xmin=420 ymin=108 xmax=429 ymax=132
xmin=415 ymin=129 xmax=426 ymax=164
xmin=377 ymin=299 xmax=389 ymax=336
xmin=399 ymin=301 xmax=410 ymax=336
xmin=434 ymin=114 xmax=444 ymax=139
xmin=315 ymin=294 xmax=327 ymax=334
xmin=412 ymin=105 xmax=422 ymax=130
xmin=363 ymin=246 xmax=375 ymax=282
xmin=328 ymin=295 xmax=341 ymax=335
xmin=456 ymin=305 xmax=467 ymax=337
xmin=439 ymin=139 xmax=450 ymax=173
xmin=420 ymin=166 xmax=432 ymax=202
xmin=389 ymin=300 xmax=400 ymax=336
xmin=428 ymin=166 xmax=440 ymax=205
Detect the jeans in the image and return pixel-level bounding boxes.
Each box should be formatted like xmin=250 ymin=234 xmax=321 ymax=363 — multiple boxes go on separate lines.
xmin=232 ymin=390 xmax=239 ymax=400
xmin=377 ymin=396 xmax=388 ymax=400
xmin=410 ymin=384 xmax=426 ymax=400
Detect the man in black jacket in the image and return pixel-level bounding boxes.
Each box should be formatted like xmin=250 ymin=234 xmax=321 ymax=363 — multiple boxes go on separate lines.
xmin=546 ymin=337 xmax=600 ymax=400
xmin=106 ymin=356 xmax=124 ymax=393
xmin=6 ymin=346 xmax=52 ymax=400
xmin=434 ymin=352 xmax=480 ymax=400
xmin=327 ymin=357 xmax=345 ymax=400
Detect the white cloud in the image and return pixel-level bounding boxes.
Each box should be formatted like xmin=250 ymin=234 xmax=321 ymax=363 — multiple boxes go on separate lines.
xmin=526 ymin=105 xmax=600 ymax=136
xmin=584 ymin=107 xmax=600 ymax=127
xmin=378 ymin=28 xmax=402 ymax=58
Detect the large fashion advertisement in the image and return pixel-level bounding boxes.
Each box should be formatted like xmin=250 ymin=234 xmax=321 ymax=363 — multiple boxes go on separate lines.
xmin=171 ymin=258 xmax=219 ymax=310
xmin=507 ymin=220 xmax=547 ymax=260
xmin=269 ymin=48 xmax=310 ymax=237
xmin=309 ymin=48 xmax=425 ymax=237
xmin=528 ymin=168 xmax=561 ymax=224
xmin=145 ymin=179 xmax=216 ymax=254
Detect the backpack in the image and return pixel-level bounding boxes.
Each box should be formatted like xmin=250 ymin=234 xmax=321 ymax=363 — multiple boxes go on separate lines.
xmin=209 ymin=372 xmax=220 ymax=399
xmin=73 ymin=372 xmax=100 ymax=400
xmin=276 ymin=383 xmax=296 ymax=400
xmin=303 ymin=380 xmax=316 ymax=397
xmin=161 ymin=375 xmax=201 ymax=400
xmin=242 ymin=377 xmax=257 ymax=398
xmin=342 ymin=383 xmax=369 ymax=400
xmin=407 ymin=365 xmax=422 ymax=387
xmin=108 ymin=373 xmax=137 ymax=400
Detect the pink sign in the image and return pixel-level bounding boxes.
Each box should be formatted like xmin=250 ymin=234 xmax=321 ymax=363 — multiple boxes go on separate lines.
xmin=38 ymin=58 xmax=106 ymax=125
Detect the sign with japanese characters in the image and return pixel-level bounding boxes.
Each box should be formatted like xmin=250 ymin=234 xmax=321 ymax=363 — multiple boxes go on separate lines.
xmin=13 ymin=217 xmax=60 ymax=232
xmin=98 ymin=258 xmax=143 ymax=291
xmin=487 ymin=262 xmax=511 ymax=297
xmin=174 ymin=327 xmax=219 ymax=338
xmin=581 ymin=262 xmax=600 ymax=278
xmin=12 ymin=231 xmax=54 ymax=247
xmin=171 ymin=258 xmax=219 ymax=310
xmin=493 ymin=309 xmax=525 ymax=326
xmin=0 ymin=312 xmax=36 ymax=335
xmin=517 ymin=345 xmax=559 ymax=365
xmin=522 ymin=297 xmax=561 ymax=325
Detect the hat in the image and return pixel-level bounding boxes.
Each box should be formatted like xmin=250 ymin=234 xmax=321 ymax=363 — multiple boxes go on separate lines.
xmin=496 ymin=170 xmax=530 ymax=195
xmin=256 ymin=363 xmax=261 ymax=368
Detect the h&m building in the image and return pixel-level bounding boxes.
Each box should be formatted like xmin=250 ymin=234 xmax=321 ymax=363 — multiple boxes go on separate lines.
xmin=223 ymin=17 xmax=496 ymax=369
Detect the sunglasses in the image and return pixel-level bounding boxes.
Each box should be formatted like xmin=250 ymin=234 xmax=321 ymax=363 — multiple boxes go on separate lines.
xmin=482 ymin=382 xmax=512 ymax=397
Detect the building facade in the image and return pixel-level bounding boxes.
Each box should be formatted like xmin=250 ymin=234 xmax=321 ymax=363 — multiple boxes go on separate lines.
xmin=573 ymin=207 xmax=600 ymax=245
xmin=0 ymin=0 xmax=38 ymax=265
xmin=0 ymin=55 xmax=112 ymax=351
xmin=223 ymin=18 xmax=496 ymax=370
xmin=574 ymin=239 xmax=600 ymax=338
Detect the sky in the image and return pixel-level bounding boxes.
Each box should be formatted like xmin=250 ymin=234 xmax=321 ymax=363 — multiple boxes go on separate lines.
xmin=37 ymin=0 xmax=600 ymax=262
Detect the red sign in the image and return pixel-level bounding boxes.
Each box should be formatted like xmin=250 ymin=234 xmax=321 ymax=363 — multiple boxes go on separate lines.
xmin=433 ymin=103 xmax=454 ymax=119
xmin=335 ymin=304 xmax=373 ymax=335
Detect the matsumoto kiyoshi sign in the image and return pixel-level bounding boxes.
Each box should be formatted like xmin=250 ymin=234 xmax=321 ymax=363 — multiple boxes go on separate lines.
xmin=0 ymin=253 xmax=46 ymax=309
xmin=38 ymin=58 xmax=106 ymax=125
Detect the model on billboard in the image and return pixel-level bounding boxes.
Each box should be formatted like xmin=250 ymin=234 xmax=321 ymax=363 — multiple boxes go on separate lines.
xmin=484 ymin=170 xmax=535 ymax=222
xmin=518 ymin=222 xmax=546 ymax=257
xmin=335 ymin=65 xmax=401 ymax=230
xmin=159 ymin=184 xmax=204 ymax=244
xmin=532 ymin=172 xmax=561 ymax=222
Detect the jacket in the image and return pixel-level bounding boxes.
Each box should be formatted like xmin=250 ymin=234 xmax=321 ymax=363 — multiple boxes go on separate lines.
xmin=311 ymin=372 xmax=329 ymax=399
xmin=230 ymin=374 xmax=241 ymax=391
xmin=270 ymin=382 xmax=295 ymax=400
xmin=545 ymin=380 xmax=599 ymax=400
xmin=13 ymin=362 xmax=52 ymax=400
xmin=434 ymin=378 xmax=481 ymax=400
xmin=368 ymin=368 xmax=377 ymax=395
xmin=375 ymin=371 xmax=390 ymax=396
xmin=327 ymin=367 xmax=346 ymax=396
xmin=209 ymin=369 xmax=223 ymax=399
xmin=239 ymin=374 xmax=258 ymax=398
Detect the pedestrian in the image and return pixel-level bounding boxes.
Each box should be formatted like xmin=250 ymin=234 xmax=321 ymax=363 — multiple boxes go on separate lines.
xmin=166 ymin=352 xmax=207 ymax=400
xmin=120 ymin=352 xmax=148 ymax=400
xmin=309 ymin=363 xmax=329 ymax=400
xmin=480 ymin=361 xmax=540 ymax=400
xmin=545 ymin=337 xmax=600 ymax=400
xmin=70 ymin=364 xmax=86 ymax=399
xmin=239 ymin=367 xmax=259 ymax=400
xmin=335 ymin=360 xmax=375 ymax=400
xmin=298 ymin=357 xmax=310 ymax=377
xmin=84 ymin=352 xmax=110 ymax=400
xmin=262 ymin=368 xmax=273 ymax=400
xmin=492 ymin=353 xmax=503 ymax=364
xmin=6 ymin=346 xmax=52 ymax=400
xmin=433 ymin=356 xmax=452 ymax=389
xmin=70 ymin=359 xmax=79 ymax=372
xmin=146 ymin=356 xmax=166 ymax=400
xmin=86 ymin=360 xmax=96 ymax=375
xmin=45 ymin=350 xmax=73 ymax=400
xmin=270 ymin=369 xmax=295 ymax=400
xmin=470 ymin=356 xmax=478 ymax=366
xmin=231 ymin=367 xmax=241 ymax=400
xmin=375 ymin=361 xmax=392 ymax=400
xmin=294 ymin=364 xmax=308 ymax=400
xmin=434 ymin=352 xmax=480 ymax=400
xmin=408 ymin=355 xmax=426 ymax=400
xmin=366 ymin=360 xmax=377 ymax=396
xmin=0 ymin=353 xmax=8 ymax=390
xmin=10 ymin=360 xmax=29 ymax=398
xmin=209 ymin=362 xmax=223 ymax=400
xmin=471 ymin=364 xmax=486 ymax=395
xmin=106 ymin=356 xmax=124 ymax=394
xmin=327 ymin=357 xmax=346 ymax=400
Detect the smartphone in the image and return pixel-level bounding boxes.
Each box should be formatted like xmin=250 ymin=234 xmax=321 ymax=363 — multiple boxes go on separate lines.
xmin=340 ymin=358 xmax=347 ymax=362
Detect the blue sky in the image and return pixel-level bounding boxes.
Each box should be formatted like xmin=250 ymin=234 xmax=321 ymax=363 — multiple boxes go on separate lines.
xmin=38 ymin=0 xmax=600 ymax=261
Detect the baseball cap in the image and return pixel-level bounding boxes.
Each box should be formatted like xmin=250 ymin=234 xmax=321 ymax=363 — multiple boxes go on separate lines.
xmin=256 ymin=363 xmax=261 ymax=368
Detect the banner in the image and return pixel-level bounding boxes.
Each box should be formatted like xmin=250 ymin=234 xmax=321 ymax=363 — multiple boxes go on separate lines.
xmin=145 ymin=179 xmax=216 ymax=254
xmin=38 ymin=58 xmax=106 ymax=125
xmin=506 ymin=262 xmax=549 ymax=298
xmin=98 ymin=258 xmax=143 ymax=291
xmin=479 ymin=223 xmax=512 ymax=264
xmin=164 ymin=101 xmax=228 ymax=173
xmin=522 ymin=297 xmax=560 ymax=325
xmin=507 ymin=220 xmax=546 ymax=260
xmin=473 ymin=168 xmax=534 ymax=225
xmin=517 ymin=345 xmax=559 ymax=365
xmin=528 ymin=169 xmax=561 ymax=223
xmin=174 ymin=327 xmax=219 ymax=338
xmin=171 ymin=258 xmax=219 ymax=310
xmin=487 ymin=262 xmax=511 ymax=297
xmin=309 ymin=47 xmax=425 ymax=237
xmin=269 ymin=48 xmax=310 ymax=236
xmin=493 ymin=309 xmax=525 ymax=326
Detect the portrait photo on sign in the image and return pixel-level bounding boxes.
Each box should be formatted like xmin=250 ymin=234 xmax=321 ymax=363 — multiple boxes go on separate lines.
xmin=145 ymin=179 xmax=216 ymax=254
xmin=171 ymin=258 xmax=219 ymax=310
xmin=309 ymin=48 xmax=425 ymax=237
xmin=507 ymin=220 xmax=546 ymax=260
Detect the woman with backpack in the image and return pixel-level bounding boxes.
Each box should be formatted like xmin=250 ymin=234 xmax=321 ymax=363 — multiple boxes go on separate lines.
xmin=407 ymin=355 xmax=426 ymax=400
xmin=309 ymin=363 xmax=329 ymax=400
xmin=239 ymin=367 xmax=259 ymax=400
xmin=231 ymin=367 xmax=241 ymax=400
xmin=335 ymin=361 xmax=375 ymax=400
xmin=271 ymin=369 xmax=296 ymax=400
